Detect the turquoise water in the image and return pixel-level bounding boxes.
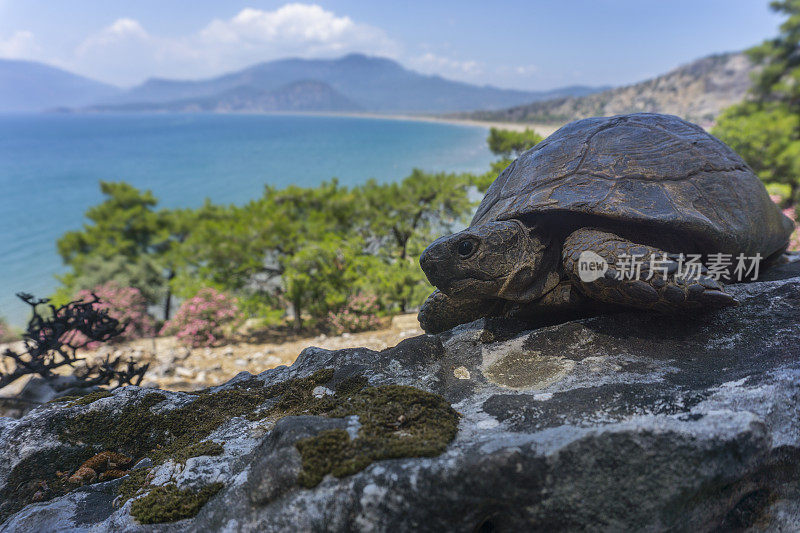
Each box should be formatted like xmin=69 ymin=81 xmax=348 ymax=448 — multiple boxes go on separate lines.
xmin=0 ymin=113 xmax=494 ymax=326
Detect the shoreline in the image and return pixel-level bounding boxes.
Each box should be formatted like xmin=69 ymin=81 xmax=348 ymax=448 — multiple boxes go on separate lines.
xmin=2 ymin=110 xmax=523 ymax=329
xmin=51 ymin=108 xmax=565 ymax=137
xmin=265 ymin=110 xmax=564 ymax=136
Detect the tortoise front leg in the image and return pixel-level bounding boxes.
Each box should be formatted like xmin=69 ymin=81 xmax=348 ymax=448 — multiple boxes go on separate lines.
xmin=417 ymin=290 xmax=503 ymax=334
xmin=505 ymin=280 xmax=615 ymax=326
xmin=561 ymin=228 xmax=737 ymax=311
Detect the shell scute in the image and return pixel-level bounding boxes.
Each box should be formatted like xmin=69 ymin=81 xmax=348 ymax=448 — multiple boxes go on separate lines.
xmin=472 ymin=113 xmax=794 ymax=258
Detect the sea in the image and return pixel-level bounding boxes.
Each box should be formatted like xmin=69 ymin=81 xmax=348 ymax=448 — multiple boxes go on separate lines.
xmin=0 ymin=113 xmax=494 ymax=326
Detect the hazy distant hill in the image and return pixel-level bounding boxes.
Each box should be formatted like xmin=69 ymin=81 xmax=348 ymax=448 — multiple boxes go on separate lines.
xmin=0 ymin=59 xmax=120 ymax=113
xmin=94 ymin=54 xmax=606 ymax=114
xmin=459 ymin=52 xmax=754 ymax=126
xmin=87 ymin=80 xmax=362 ymax=113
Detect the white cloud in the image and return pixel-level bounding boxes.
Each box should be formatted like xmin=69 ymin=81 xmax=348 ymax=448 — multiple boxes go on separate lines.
xmin=514 ymin=65 xmax=538 ymax=76
xmin=68 ymin=4 xmax=398 ymax=85
xmin=76 ymin=18 xmax=148 ymax=52
xmin=72 ymin=17 xmax=202 ymax=85
xmin=0 ymin=4 xmax=539 ymax=90
xmin=0 ymin=30 xmax=39 ymax=59
xmin=201 ymin=5 xmax=372 ymax=47
xmin=407 ymin=52 xmax=483 ymax=82
xmin=195 ymin=4 xmax=397 ymax=71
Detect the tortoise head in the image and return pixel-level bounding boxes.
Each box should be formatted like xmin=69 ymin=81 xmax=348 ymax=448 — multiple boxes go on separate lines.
xmin=419 ymin=219 xmax=560 ymax=302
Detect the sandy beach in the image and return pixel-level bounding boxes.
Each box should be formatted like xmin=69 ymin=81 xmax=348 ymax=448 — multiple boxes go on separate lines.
xmin=344 ymin=112 xmax=564 ymax=137
xmin=260 ymin=110 xmax=564 ymax=137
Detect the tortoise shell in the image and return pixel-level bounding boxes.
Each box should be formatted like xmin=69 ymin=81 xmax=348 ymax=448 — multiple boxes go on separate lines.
xmin=473 ymin=113 xmax=794 ymax=258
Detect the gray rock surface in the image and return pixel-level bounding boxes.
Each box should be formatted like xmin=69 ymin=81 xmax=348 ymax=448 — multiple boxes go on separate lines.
xmin=1 ymin=263 xmax=799 ymax=532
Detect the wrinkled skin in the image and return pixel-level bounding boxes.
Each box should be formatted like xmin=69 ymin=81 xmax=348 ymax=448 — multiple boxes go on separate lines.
xmin=418 ymin=220 xmax=561 ymax=333
xmin=418 ymin=222 xmax=739 ymax=334
xmin=419 ymin=220 xmax=560 ymax=303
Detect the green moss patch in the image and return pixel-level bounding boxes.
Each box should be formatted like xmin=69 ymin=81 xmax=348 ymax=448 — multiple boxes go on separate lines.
xmin=47 ymin=395 xmax=82 ymax=404
xmin=27 ymin=370 xmax=332 ymax=519
xmin=117 ymin=468 xmax=152 ymax=503
xmin=172 ymin=440 xmax=225 ymax=464
xmin=1 ymin=368 xmax=459 ymax=524
xmin=0 ymin=446 xmax=94 ymax=522
xmin=260 ymin=368 xmax=336 ymax=417
xmin=68 ymin=390 xmax=113 ymax=406
xmin=58 ymin=393 xmax=168 ymax=458
xmin=294 ymin=384 xmax=460 ymax=487
xmin=334 ymin=375 xmax=369 ymax=397
xmin=130 ymin=483 xmax=224 ymax=524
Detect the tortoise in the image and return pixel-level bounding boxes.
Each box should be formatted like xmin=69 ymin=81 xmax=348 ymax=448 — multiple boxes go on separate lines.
xmin=417 ymin=113 xmax=796 ymax=333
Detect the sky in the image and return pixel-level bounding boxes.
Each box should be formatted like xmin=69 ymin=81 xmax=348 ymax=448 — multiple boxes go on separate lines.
xmin=0 ymin=1 xmax=785 ymax=90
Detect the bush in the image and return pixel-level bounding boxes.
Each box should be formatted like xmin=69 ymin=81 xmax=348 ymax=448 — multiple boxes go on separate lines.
xmin=1 ymin=293 xmax=148 ymax=391
xmin=713 ymin=103 xmax=800 ymax=202
xmin=487 ymin=128 xmax=543 ymax=158
xmin=74 ymin=283 xmax=156 ymax=347
xmin=327 ymin=293 xmax=382 ymax=335
xmin=161 ymin=288 xmax=241 ymax=347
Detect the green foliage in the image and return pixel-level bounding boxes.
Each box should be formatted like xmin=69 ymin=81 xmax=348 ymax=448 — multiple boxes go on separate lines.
xmin=713 ymin=1 xmax=800 ymax=202
xmin=712 ymin=102 xmax=800 ymax=195
xmin=470 ymin=159 xmax=515 ymax=193
xmin=57 ymin=181 xmax=161 ymax=263
xmin=358 ymin=169 xmax=473 ymax=312
xmin=747 ymin=1 xmax=800 ymax=111
xmin=56 ymin=181 xmax=193 ymax=319
xmin=54 ymin=255 xmax=165 ymax=308
xmin=767 ymin=182 xmax=794 ymax=202
xmin=471 ymin=128 xmax=542 ymax=194
xmin=56 ymin=157 xmax=483 ymax=333
xmin=360 ymin=170 xmax=472 ymax=259
xmin=487 ymin=127 xmax=543 ymax=159
xmin=284 ymin=236 xmax=379 ymax=329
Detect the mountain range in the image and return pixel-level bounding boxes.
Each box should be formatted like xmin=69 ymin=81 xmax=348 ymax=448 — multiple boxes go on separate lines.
xmin=459 ymin=52 xmax=754 ymax=127
xmin=0 ymin=52 xmax=754 ymax=120
xmin=0 ymin=54 xmax=605 ymax=114
xmin=91 ymin=80 xmax=364 ymax=113
xmin=0 ymin=59 xmax=120 ymax=113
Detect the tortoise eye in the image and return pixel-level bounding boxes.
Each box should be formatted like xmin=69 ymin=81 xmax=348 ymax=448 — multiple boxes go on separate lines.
xmin=457 ymin=239 xmax=476 ymax=258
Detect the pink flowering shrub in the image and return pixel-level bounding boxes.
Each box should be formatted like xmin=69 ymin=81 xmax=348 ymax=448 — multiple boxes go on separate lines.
xmin=771 ymin=194 xmax=799 ymax=251
xmin=161 ymin=288 xmax=241 ymax=347
xmin=74 ymin=283 xmax=156 ymax=347
xmin=327 ymin=293 xmax=382 ymax=335
xmin=783 ymin=206 xmax=799 ymax=251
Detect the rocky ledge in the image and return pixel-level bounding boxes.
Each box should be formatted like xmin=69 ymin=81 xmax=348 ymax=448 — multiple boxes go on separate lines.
xmin=1 ymin=263 xmax=799 ymax=532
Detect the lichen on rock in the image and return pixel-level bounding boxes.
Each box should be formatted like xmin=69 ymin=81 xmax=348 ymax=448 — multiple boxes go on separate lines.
xmin=0 ymin=263 xmax=799 ymax=531
xmin=0 ymin=363 xmax=459 ymax=526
